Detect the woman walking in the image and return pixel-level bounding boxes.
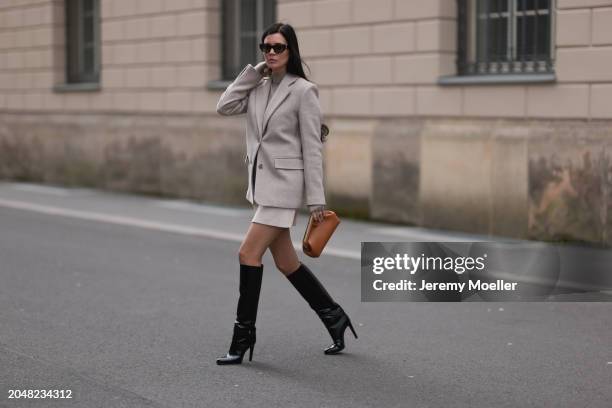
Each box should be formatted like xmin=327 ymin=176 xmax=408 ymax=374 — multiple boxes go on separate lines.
xmin=215 ymin=22 xmax=357 ymax=365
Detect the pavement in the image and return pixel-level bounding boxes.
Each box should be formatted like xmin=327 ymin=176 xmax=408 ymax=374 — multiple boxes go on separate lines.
xmin=0 ymin=181 xmax=610 ymax=407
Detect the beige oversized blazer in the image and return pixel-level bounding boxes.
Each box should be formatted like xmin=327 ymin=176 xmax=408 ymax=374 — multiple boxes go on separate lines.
xmin=216 ymin=63 xmax=326 ymax=209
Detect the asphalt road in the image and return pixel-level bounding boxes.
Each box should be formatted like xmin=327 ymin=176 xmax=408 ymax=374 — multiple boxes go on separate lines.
xmin=0 ymin=182 xmax=610 ymax=408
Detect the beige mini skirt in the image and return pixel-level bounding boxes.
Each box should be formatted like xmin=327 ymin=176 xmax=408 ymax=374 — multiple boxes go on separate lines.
xmin=251 ymin=202 xmax=297 ymax=228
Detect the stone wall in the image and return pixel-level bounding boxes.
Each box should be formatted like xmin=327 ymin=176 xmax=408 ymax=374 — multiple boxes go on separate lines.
xmin=0 ymin=112 xmax=247 ymax=205
xmin=2 ymin=112 xmax=610 ymax=246
xmin=369 ymin=117 xmax=612 ymax=246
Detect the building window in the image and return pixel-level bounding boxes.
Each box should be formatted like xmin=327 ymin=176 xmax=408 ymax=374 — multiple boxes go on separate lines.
xmin=457 ymin=0 xmax=554 ymax=76
xmin=222 ymin=0 xmax=276 ymax=80
xmin=65 ymin=0 xmax=100 ymax=84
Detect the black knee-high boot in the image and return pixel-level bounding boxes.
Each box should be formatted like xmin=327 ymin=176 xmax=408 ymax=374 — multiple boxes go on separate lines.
xmin=216 ymin=263 xmax=263 ymax=365
xmin=286 ymin=262 xmax=358 ymax=354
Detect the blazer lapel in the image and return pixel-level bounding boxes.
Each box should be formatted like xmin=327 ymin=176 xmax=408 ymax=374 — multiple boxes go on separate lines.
xmin=254 ymin=79 xmax=270 ymax=141
xmin=261 ymin=72 xmax=298 ymax=137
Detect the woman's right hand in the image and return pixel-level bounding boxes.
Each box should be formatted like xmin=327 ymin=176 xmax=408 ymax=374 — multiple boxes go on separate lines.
xmin=255 ymin=61 xmax=271 ymax=77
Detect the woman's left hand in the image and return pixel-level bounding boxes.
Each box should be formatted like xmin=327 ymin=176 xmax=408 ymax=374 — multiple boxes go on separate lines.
xmin=308 ymin=205 xmax=326 ymax=223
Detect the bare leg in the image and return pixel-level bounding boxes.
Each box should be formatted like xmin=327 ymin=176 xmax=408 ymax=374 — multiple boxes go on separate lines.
xmin=269 ymin=228 xmax=301 ymax=276
xmin=238 ymin=222 xmax=285 ymax=266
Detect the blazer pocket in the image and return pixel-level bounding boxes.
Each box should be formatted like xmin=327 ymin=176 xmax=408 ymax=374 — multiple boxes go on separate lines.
xmin=274 ymin=157 xmax=304 ymax=170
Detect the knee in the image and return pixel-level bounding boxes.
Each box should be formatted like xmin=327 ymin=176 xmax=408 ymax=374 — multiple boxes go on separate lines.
xmin=275 ymin=260 xmax=301 ymax=275
xmin=238 ymin=247 xmax=260 ymax=265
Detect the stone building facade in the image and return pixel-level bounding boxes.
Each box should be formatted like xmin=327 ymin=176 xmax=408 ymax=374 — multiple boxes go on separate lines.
xmin=0 ymin=0 xmax=611 ymax=245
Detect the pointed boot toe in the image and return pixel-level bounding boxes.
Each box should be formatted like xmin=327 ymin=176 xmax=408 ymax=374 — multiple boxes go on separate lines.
xmin=216 ymin=322 xmax=256 ymax=365
xmin=316 ymin=305 xmax=358 ymax=355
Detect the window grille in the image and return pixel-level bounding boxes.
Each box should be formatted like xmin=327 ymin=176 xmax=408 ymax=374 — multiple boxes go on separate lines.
xmin=457 ymin=0 xmax=554 ymax=76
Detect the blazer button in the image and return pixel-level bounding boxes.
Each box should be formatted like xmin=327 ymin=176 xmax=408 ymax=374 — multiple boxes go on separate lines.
xmin=258 ymin=164 xmax=263 ymax=169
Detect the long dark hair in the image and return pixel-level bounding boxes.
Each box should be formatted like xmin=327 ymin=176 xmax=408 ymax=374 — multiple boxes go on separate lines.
xmin=261 ymin=22 xmax=311 ymax=82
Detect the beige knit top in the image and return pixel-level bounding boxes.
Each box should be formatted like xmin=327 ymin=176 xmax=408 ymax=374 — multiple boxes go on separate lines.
xmin=266 ymin=69 xmax=286 ymax=107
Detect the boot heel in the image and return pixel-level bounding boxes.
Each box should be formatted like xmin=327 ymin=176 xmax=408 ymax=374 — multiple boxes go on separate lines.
xmin=249 ymin=343 xmax=255 ymax=361
xmin=348 ymin=319 xmax=358 ymax=339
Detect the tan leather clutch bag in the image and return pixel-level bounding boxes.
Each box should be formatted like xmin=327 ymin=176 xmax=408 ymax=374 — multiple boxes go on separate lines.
xmin=302 ymin=210 xmax=340 ymax=258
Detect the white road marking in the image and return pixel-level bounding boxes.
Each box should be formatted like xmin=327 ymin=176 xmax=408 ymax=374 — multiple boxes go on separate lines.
xmin=6 ymin=182 xmax=96 ymax=196
xmin=153 ymin=200 xmax=247 ymax=216
xmin=9 ymin=183 xmax=72 ymax=196
xmin=0 ymin=198 xmax=361 ymax=260
xmin=323 ymin=247 xmax=360 ymax=259
xmin=368 ymin=227 xmax=486 ymax=242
